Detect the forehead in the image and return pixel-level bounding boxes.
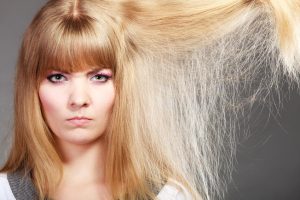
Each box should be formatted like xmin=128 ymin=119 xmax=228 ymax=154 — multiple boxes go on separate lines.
xmin=34 ymin=17 xmax=116 ymax=80
xmin=37 ymin=31 xmax=116 ymax=73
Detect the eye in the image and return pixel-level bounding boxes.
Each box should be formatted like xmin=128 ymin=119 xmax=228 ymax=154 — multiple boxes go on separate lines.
xmin=91 ymin=73 xmax=112 ymax=83
xmin=46 ymin=73 xmax=67 ymax=83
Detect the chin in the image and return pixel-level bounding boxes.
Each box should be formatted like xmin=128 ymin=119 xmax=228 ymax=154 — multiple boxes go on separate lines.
xmin=55 ymin=130 xmax=105 ymax=146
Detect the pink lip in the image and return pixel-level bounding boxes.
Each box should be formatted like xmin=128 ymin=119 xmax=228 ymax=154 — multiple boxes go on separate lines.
xmin=67 ymin=116 xmax=92 ymax=126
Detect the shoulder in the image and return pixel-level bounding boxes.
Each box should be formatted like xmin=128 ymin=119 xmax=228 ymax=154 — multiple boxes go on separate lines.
xmin=0 ymin=173 xmax=16 ymax=200
xmin=157 ymin=179 xmax=193 ymax=200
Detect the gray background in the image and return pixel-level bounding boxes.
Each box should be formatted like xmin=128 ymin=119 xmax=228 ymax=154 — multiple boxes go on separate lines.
xmin=0 ymin=1 xmax=300 ymax=200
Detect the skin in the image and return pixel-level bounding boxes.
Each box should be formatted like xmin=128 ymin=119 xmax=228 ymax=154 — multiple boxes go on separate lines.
xmin=38 ymin=67 xmax=115 ymax=199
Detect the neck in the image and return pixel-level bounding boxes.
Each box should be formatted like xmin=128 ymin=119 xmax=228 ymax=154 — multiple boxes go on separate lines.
xmin=56 ymin=137 xmax=108 ymax=185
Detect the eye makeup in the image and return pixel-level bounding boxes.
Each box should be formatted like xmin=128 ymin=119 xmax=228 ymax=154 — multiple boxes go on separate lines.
xmin=46 ymin=73 xmax=67 ymax=83
xmin=90 ymin=72 xmax=112 ymax=83
xmin=45 ymin=69 xmax=113 ymax=84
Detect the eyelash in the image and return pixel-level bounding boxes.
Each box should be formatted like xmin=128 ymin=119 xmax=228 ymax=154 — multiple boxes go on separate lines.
xmin=46 ymin=73 xmax=112 ymax=83
xmin=47 ymin=73 xmax=66 ymax=83
xmin=90 ymin=74 xmax=112 ymax=82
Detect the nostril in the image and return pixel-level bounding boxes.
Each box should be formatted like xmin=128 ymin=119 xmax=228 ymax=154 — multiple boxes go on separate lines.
xmin=69 ymin=95 xmax=91 ymax=109
xmin=68 ymin=81 xmax=91 ymax=109
xmin=70 ymin=100 xmax=90 ymax=108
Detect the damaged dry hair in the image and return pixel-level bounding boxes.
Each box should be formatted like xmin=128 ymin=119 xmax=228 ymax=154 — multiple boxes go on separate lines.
xmin=1 ymin=0 xmax=300 ymax=199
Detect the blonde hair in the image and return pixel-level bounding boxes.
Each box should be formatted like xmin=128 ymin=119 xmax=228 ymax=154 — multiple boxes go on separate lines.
xmin=1 ymin=0 xmax=300 ymax=200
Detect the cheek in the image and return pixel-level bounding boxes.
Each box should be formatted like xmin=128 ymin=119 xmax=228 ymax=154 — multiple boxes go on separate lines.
xmin=38 ymin=86 xmax=64 ymax=117
xmin=105 ymin=86 xmax=116 ymax=111
xmin=104 ymin=89 xmax=115 ymax=111
xmin=93 ymin=86 xmax=115 ymax=116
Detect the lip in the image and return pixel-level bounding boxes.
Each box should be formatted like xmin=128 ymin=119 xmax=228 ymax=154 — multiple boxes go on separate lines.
xmin=67 ymin=116 xmax=92 ymax=126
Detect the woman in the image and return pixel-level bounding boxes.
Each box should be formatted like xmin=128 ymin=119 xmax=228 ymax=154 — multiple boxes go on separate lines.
xmin=0 ymin=0 xmax=299 ymax=199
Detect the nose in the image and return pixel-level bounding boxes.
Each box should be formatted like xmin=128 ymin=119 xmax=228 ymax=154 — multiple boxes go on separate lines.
xmin=68 ymin=82 xmax=91 ymax=110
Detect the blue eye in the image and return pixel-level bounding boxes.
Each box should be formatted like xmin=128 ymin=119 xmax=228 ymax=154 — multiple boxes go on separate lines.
xmin=47 ymin=73 xmax=67 ymax=83
xmin=91 ymin=74 xmax=111 ymax=83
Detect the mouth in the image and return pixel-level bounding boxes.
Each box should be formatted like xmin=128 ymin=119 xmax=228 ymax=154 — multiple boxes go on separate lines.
xmin=67 ymin=116 xmax=92 ymax=126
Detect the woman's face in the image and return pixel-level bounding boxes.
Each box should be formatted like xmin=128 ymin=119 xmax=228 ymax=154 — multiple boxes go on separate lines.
xmin=38 ymin=67 xmax=115 ymax=146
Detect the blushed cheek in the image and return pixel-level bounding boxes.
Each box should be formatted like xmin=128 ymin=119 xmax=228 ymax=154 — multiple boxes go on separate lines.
xmin=38 ymin=89 xmax=60 ymax=115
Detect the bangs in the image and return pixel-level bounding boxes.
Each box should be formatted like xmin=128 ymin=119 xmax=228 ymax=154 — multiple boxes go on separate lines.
xmin=37 ymin=15 xmax=117 ymax=79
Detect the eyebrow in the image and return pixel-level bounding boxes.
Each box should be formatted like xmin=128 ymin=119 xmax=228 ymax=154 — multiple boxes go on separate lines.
xmin=46 ymin=64 xmax=111 ymax=77
xmin=86 ymin=68 xmax=104 ymax=76
xmin=50 ymin=66 xmax=104 ymax=73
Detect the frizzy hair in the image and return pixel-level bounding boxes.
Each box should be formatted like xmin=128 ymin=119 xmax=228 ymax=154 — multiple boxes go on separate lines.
xmin=1 ymin=0 xmax=300 ymax=200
